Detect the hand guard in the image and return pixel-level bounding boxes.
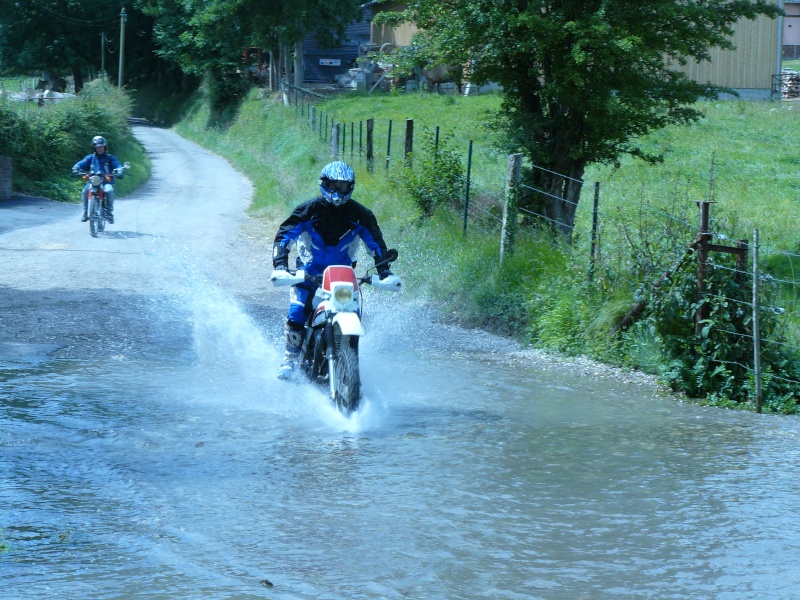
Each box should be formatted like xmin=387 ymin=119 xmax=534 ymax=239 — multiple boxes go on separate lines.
xmin=371 ymin=273 xmax=403 ymax=291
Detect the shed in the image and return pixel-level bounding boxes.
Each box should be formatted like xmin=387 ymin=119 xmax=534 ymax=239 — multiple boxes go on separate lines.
xmin=302 ymin=7 xmax=372 ymax=83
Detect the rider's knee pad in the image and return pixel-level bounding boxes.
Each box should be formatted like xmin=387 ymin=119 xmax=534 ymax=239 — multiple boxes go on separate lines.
xmin=284 ymin=322 xmax=303 ymax=352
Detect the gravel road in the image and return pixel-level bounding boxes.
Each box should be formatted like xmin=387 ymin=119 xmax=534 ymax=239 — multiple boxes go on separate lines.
xmin=0 ymin=125 xmax=662 ymax=389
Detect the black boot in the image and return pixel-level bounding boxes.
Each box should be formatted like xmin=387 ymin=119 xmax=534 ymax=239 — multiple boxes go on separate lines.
xmin=81 ymin=212 xmax=88 ymax=222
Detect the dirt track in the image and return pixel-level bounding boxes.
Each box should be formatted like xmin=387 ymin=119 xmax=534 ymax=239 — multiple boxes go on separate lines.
xmin=0 ymin=125 xmax=284 ymax=361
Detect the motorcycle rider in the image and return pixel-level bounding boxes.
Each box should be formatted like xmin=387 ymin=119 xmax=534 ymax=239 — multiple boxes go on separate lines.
xmin=72 ymin=135 xmax=124 ymax=224
xmin=271 ymin=161 xmax=399 ymax=380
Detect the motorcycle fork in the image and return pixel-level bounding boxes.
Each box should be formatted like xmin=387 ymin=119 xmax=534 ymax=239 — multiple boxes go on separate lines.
xmin=325 ymin=321 xmax=337 ymax=399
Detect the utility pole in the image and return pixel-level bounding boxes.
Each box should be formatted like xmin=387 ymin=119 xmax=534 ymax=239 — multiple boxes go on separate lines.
xmin=118 ymin=8 xmax=127 ymax=88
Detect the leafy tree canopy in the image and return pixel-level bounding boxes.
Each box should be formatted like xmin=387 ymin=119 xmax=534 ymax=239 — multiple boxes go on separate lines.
xmin=377 ymin=0 xmax=783 ymax=234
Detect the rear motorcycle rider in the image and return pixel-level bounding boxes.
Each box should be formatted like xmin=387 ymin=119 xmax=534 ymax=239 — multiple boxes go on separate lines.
xmin=72 ymin=135 xmax=125 ymax=224
xmin=272 ymin=161 xmax=400 ymax=380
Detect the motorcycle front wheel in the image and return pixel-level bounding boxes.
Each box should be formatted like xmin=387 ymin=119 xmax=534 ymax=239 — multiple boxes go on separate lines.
xmin=88 ymin=195 xmax=101 ymax=237
xmin=333 ymin=344 xmax=361 ymax=415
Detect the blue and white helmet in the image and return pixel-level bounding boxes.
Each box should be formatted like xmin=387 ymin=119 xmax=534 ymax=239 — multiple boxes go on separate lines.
xmin=319 ymin=161 xmax=355 ymax=207
xmin=92 ymin=135 xmax=107 ymax=148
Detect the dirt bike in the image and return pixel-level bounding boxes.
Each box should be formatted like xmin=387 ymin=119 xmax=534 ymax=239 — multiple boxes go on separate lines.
xmin=271 ymin=249 xmax=402 ymax=415
xmin=75 ymin=162 xmax=130 ymax=237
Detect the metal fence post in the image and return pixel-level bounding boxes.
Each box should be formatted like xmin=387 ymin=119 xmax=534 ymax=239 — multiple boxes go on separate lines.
xmin=386 ymin=120 xmax=393 ymax=171
xmin=753 ymin=228 xmax=762 ymax=413
xmin=463 ymin=140 xmax=473 ymax=237
xmin=695 ymin=200 xmax=712 ymax=336
xmin=588 ymin=181 xmax=600 ymax=280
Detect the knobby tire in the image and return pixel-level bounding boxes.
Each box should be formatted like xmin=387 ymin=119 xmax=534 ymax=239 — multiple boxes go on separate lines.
xmin=333 ymin=345 xmax=361 ymax=416
xmin=88 ymin=196 xmax=100 ymax=237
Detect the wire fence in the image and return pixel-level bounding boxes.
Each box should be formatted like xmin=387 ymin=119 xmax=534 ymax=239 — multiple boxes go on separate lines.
xmin=283 ymin=83 xmax=800 ymax=405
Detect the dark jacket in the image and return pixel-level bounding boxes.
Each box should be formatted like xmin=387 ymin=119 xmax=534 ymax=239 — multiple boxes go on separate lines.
xmin=273 ymin=196 xmax=389 ymax=277
xmin=72 ymin=152 xmax=123 ymax=181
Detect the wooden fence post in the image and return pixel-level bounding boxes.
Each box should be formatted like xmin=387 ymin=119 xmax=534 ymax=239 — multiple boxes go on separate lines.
xmin=331 ymin=122 xmax=339 ymax=158
xmin=404 ymin=118 xmax=414 ymax=164
xmin=311 ymin=106 xmax=316 ymax=133
xmin=500 ymin=153 xmax=523 ymax=265
xmin=366 ymin=118 xmax=374 ymax=173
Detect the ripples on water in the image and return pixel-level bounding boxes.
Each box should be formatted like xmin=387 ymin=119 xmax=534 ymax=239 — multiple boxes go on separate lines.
xmin=2 ymin=288 xmax=800 ymax=599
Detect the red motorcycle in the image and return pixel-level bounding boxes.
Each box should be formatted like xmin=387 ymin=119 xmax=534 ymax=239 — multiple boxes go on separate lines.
xmin=76 ymin=162 xmax=129 ymax=237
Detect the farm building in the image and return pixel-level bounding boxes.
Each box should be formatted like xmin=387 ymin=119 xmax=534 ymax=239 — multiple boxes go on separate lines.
xmin=301 ymin=6 xmax=373 ymax=83
xmin=362 ymin=1 xmax=789 ymax=100
xmin=298 ymin=1 xmax=788 ymax=98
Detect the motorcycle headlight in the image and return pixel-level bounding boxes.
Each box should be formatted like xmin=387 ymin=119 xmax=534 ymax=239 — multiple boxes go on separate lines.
xmin=333 ymin=284 xmax=354 ymax=308
xmin=89 ymin=175 xmax=102 ymax=186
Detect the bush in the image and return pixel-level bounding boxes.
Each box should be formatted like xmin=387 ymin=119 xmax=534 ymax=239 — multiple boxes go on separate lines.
xmin=648 ymin=253 xmax=800 ymax=410
xmin=0 ymin=79 xmax=146 ymax=201
xmin=393 ymin=128 xmax=465 ymax=219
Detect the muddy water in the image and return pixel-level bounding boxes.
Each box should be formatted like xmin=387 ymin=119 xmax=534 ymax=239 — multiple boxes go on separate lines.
xmin=1 ymin=280 xmax=799 ymax=600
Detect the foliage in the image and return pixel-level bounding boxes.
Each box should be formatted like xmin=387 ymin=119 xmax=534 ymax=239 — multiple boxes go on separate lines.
xmin=393 ymin=129 xmax=465 ymax=219
xmin=0 ymin=80 xmax=149 ymax=200
xmin=647 ymin=253 xmax=800 ymax=410
xmin=0 ymin=0 xmax=164 ymax=91
xmin=138 ymin=0 xmax=364 ymax=114
xmin=380 ymin=0 xmax=783 ymax=236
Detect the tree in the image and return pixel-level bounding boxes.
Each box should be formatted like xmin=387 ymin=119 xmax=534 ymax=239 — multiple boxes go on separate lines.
xmin=138 ymin=0 xmax=364 ymax=111
xmin=0 ymin=0 xmax=170 ymax=92
xmin=377 ymin=0 xmax=783 ymax=236
xmin=0 ymin=0 xmax=122 ymax=89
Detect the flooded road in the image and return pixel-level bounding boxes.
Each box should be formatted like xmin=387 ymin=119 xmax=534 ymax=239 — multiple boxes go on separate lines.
xmin=2 ymin=128 xmax=800 ymax=599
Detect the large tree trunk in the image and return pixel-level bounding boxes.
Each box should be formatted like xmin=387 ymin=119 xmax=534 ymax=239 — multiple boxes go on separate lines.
xmin=294 ymin=40 xmax=303 ymax=88
xmin=71 ymin=68 xmax=84 ymax=93
xmin=527 ymin=163 xmax=585 ymax=240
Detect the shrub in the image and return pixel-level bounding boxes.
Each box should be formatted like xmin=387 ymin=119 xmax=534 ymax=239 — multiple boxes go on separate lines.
xmin=393 ymin=128 xmax=465 ymax=219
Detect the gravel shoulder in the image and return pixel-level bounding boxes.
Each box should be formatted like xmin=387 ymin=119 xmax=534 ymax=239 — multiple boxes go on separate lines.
xmin=0 ymin=126 xmax=663 ymax=391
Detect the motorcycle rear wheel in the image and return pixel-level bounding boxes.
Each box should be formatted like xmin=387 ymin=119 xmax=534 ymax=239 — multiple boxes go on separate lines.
xmin=333 ymin=345 xmax=361 ymax=415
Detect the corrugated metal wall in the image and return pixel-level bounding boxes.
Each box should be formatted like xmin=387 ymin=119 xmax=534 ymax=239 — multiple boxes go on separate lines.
xmin=672 ymin=12 xmax=780 ymax=92
xmin=370 ymin=1 xmax=418 ymax=48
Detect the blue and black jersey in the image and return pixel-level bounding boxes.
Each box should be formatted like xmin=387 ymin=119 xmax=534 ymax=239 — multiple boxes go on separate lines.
xmin=272 ymin=196 xmax=388 ymax=277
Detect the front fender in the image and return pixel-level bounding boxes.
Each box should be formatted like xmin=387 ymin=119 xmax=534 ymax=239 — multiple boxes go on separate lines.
xmin=332 ymin=312 xmax=364 ymax=336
